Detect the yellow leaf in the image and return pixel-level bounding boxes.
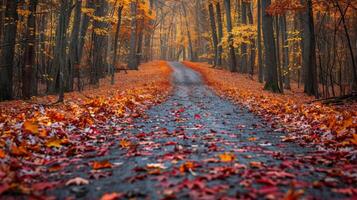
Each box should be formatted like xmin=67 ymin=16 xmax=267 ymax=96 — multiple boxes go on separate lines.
xmin=23 ymin=121 xmax=39 ymax=134
xmin=218 ymin=152 xmax=235 ymax=162
xmin=46 ymin=138 xmax=64 ymax=148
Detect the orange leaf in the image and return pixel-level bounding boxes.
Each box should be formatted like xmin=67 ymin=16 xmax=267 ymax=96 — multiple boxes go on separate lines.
xmin=218 ymin=152 xmax=235 ymax=162
xmin=179 ymin=161 xmax=195 ymax=173
xmin=119 ymin=139 xmax=131 ymax=148
xmin=248 ymin=137 xmax=257 ymax=141
xmin=351 ymin=134 xmax=357 ymax=146
xmin=0 ymin=149 xmax=6 ymax=158
xmin=92 ymin=160 xmax=113 ymax=170
xmin=23 ymin=121 xmax=39 ymax=134
xmin=250 ymin=161 xmax=263 ymax=168
xmin=10 ymin=145 xmax=28 ymax=156
xmin=100 ymin=192 xmax=123 ymax=200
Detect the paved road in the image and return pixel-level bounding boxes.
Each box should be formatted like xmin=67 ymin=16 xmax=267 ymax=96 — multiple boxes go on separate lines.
xmin=48 ymin=62 xmax=353 ymax=199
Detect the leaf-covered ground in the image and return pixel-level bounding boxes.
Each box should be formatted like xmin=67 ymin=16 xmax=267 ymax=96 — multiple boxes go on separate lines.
xmin=0 ymin=62 xmax=356 ymax=199
xmin=0 ymin=61 xmax=171 ymax=198
xmin=183 ymin=61 xmax=357 ymax=152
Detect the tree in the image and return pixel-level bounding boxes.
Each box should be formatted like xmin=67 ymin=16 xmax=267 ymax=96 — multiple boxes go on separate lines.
xmin=128 ymin=1 xmax=138 ymax=70
xmin=22 ymin=0 xmax=38 ymax=99
xmin=262 ymin=0 xmax=280 ymax=92
xmin=216 ymin=2 xmax=224 ymax=67
xmin=0 ymin=0 xmax=18 ymax=101
xmin=302 ymin=0 xmax=318 ymax=97
xmin=257 ymin=0 xmax=264 ymax=83
xmin=111 ymin=5 xmax=124 ymax=84
xmin=208 ymin=2 xmax=218 ymax=67
xmin=224 ymin=0 xmax=237 ymax=72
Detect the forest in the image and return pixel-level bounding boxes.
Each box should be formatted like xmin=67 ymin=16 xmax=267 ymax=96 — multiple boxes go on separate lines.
xmin=0 ymin=0 xmax=356 ymax=199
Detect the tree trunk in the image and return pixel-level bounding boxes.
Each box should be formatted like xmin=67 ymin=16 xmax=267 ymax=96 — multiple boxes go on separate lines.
xmin=241 ymin=2 xmax=248 ymax=73
xmin=128 ymin=1 xmax=138 ymax=70
xmin=247 ymin=2 xmax=255 ymax=77
xmin=0 ymin=0 xmax=17 ymax=101
xmin=91 ymin=0 xmax=108 ymax=84
xmin=257 ymin=0 xmax=264 ymax=82
xmin=182 ymin=2 xmax=195 ymax=62
xmin=280 ymin=15 xmax=291 ymax=89
xmin=224 ymin=0 xmax=237 ymax=72
xmin=111 ymin=5 xmax=123 ymax=84
xmin=68 ymin=0 xmax=82 ymax=91
xmin=22 ymin=0 xmax=38 ymax=99
xmin=302 ymin=0 xmax=318 ymax=97
xmin=216 ymin=2 xmax=224 ymax=66
xmin=262 ymin=0 xmax=280 ymax=92
xmin=208 ymin=3 xmax=218 ymax=66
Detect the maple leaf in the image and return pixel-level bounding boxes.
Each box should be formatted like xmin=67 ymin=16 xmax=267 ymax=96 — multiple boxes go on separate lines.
xmin=194 ymin=114 xmax=201 ymax=120
xmin=46 ymin=138 xmax=65 ymax=148
xmin=119 ymin=139 xmax=132 ymax=148
xmin=100 ymin=192 xmax=124 ymax=200
xmin=92 ymin=160 xmax=113 ymax=170
xmin=23 ymin=120 xmax=39 ymax=134
xmin=218 ymin=152 xmax=235 ymax=162
xmin=0 ymin=149 xmax=6 ymax=159
xmin=248 ymin=137 xmax=257 ymax=141
xmin=283 ymin=189 xmax=304 ymax=200
xmin=65 ymin=177 xmax=89 ymax=186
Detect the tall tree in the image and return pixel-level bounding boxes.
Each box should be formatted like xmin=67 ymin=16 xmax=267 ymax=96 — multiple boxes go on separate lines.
xmin=67 ymin=0 xmax=82 ymax=91
xmin=0 ymin=0 xmax=18 ymax=101
xmin=280 ymin=15 xmax=290 ymax=89
xmin=216 ymin=2 xmax=224 ymax=66
xmin=257 ymin=0 xmax=264 ymax=82
xmin=128 ymin=1 xmax=138 ymax=70
xmin=262 ymin=0 xmax=280 ymax=92
xmin=224 ymin=0 xmax=237 ymax=72
xmin=208 ymin=2 xmax=218 ymax=67
xmin=22 ymin=0 xmax=38 ymax=99
xmin=241 ymin=1 xmax=248 ymax=73
xmin=302 ymin=0 xmax=318 ymax=97
xmin=111 ymin=5 xmax=123 ymax=84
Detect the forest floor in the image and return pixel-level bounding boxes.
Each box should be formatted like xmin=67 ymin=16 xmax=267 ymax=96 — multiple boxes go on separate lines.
xmin=0 ymin=62 xmax=356 ymax=199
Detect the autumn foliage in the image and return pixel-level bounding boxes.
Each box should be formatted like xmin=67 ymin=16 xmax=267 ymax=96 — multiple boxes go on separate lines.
xmin=183 ymin=61 xmax=357 ymax=150
xmin=0 ymin=61 xmax=171 ymax=195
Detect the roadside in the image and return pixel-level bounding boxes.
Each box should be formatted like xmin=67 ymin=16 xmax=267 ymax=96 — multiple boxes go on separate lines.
xmin=183 ymin=61 xmax=356 ymax=154
xmin=0 ymin=61 xmax=172 ymax=196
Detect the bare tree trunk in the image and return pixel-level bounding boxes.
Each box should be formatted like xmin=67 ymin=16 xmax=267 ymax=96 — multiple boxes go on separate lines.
xmin=111 ymin=5 xmax=123 ymax=84
xmin=22 ymin=0 xmax=38 ymax=99
xmin=257 ymin=0 xmax=264 ymax=82
xmin=216 ymin=2 xmax=224 ymax=66
xmin=224 ymin=0 xmax=237 ymax=72
xmin=128 ymin=1 xmax=138 ymax=70
xmin=68 ymin=0 xmax=82 ymax=91
xmin=280 ymin=15 xmax=291 ymax=89
xmin=0 ymin=0 xmax=17 ymax=101
xmin=208 ymin=3 xmax=218 ymax=66
xmin=181 ymin=2 xmax=195 ymax=62
xmin=247 ymin=2 xmax=255 ymax=77
xmin=241 ymin=2 xmax=248 ymax=73
xmin=262 ymin=0 xmax=280 ymax=92
xmin=302 ymin=0 xmax=318 ymax=97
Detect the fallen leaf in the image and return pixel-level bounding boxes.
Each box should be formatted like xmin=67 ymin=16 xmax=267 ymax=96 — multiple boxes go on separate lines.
xmin=100 ymin=192 xmax=124 ymax=200
xmin=65 ymin=177 xmax=89 ymax=186
xmin=119 ymin=139 xmax=132 ymax=148
xmin=218 ymin=152 xmax=235 ymax=162
xmin=0 ymin=150 xmax=6 ymax=159
xmin=23 ymin=120 xmax=39 ymax=134
xmin=92 ymin=160 xmax=113 ymax=170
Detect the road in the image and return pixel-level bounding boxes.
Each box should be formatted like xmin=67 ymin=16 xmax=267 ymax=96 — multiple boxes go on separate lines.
xmin=48 ymin=62 xmax=352 ymax=199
